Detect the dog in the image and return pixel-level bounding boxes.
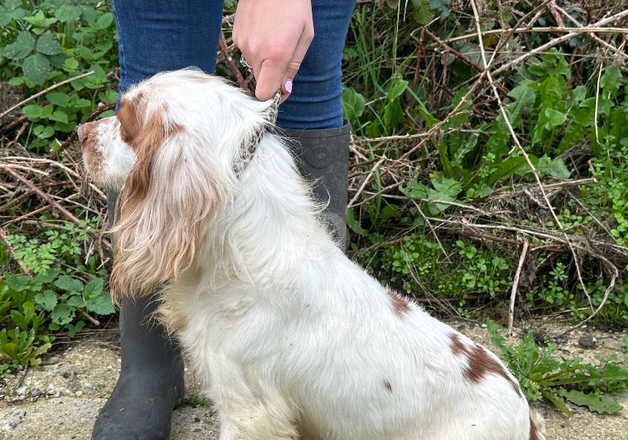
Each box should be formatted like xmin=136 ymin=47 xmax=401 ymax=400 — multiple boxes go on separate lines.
xmin=79 ymin=69 xmax=545 ymax=440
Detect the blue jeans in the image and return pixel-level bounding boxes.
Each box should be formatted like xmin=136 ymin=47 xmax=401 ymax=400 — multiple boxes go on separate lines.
xmin=113 ymin=0 xmax=355 ymax=129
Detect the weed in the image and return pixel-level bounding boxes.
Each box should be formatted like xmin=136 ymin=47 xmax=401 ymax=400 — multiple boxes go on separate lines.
xmin=487 ymin=320 xmax=628 ymax=415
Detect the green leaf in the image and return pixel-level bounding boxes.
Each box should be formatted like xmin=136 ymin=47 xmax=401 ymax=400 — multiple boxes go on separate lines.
xmin=94 ymin=12 xmax=114 ymax=30
xmin=386 ymin=77 xmax=408 ymax=102
xmin=23 ymin=11 xmax=57 ymax=28
xmin=54 ymin=275 xmax=83 ymax=293
xmin=22 ymin=104 xmax=43 ymax=120
xmin=3 ymin=31 xmax=35 ymax=60
xmin=600 ymin=65 xmax=621 ymax=94
xmin=544 ymin=108 xmax=567 ymax=129
xmin=0 ymin=1 xmax=27 ymax=26
xmin=55 ymin=5 xmax=82 ymax=22
xmin=66 ymin=295 xmax=84 ymax=307
xmin=50 ymin=304 xmax=74 ymax=326
xmin=99 ymin=89 xmax=119 ymax=105
xmin=346 ymin=209 xmax=369 ymax=237
xmin=84 ymin=278 xmax=104 ymax=297
xmin=22 ymin=53 xmax=51 ymax=85
xmin=33 ymin=125 xmax=55 ymax=139
xmin=35 ymin=290 xmax=57 ymax=312
xmin=537 ymin=156 xmax=571 ymax=178
xmin=63 ymin=57 xmax=79 ymax=72
xmin=559 ymin=390 xmax=622 ymax=414
xmin=50 ymin=110 xmax=69 ymax=124
xmin=46 ymin=92 xmax=70 ymax=107
xmin=36 ymin=32 xmax=61 ymax=56
xmin=85 ymin=294 xmax=115 ymax=316
xmin=486 ymin=156 xmax=529 ymax=186
xmin=411 ymin=0 xmax=434 ymax=25
xmin=342 ymin=87 xmax=365 ymax=127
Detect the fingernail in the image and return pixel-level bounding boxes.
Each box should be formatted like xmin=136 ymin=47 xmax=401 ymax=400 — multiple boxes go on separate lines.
xmin=284 ymin=79 xmax=292 ymax=94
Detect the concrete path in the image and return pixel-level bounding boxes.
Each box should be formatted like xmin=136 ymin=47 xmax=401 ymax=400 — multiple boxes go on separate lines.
xmin=1 ymin=319 xmax=625 ymax=439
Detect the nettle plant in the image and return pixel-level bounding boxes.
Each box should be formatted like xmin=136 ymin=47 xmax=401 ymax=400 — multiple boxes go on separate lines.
xmin=0 ymin=0 xmax=118 ymax=150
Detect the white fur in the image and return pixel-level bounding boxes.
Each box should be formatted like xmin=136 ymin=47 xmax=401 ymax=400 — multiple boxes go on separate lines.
xmin=82 ymin=69 xmax=542 ymax=440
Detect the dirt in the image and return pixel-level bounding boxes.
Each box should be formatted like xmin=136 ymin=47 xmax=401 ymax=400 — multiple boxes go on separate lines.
xmin=0 ymin=318 xmax=625 ymax=440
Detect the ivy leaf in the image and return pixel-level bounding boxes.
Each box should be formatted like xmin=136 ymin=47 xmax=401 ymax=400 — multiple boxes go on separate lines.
xmin=54 ymin=275 xmax=84 ymax=293
xmin=50 ymin=304 xmax=75 ymax=326
xmin=3 ymin=31 xmax=35 ymax=60
xmin=559 ymin=390 xmax=622 ymax=414
xmin=35 ymin=290 xmax=58 ymax=312
xmin=22 ymin=53 xmax=51 ymax=85
xmin=36 ymin=32 xmax=62 ymax=56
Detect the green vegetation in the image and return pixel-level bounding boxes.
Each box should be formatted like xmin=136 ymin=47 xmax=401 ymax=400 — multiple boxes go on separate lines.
xmin=488 ymin=320 xmax=628 ymax=415
xmin=0 ymin=0 xmax=626 ymax=414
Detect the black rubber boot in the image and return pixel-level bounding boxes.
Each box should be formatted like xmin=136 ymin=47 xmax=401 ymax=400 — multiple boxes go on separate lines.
xmin=283 ymin=124 xmax=350 ymax=250
xmin=92 ymin=192 xmax=184 ymax=440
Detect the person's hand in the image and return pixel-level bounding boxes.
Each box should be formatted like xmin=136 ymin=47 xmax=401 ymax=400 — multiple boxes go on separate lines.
xmin=233 ymin=0 xmax=314 ymax=101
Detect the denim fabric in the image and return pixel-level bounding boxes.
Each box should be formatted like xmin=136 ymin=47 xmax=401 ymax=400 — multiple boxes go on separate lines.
xmin=112 ymin=0 xmax=355 ymax=129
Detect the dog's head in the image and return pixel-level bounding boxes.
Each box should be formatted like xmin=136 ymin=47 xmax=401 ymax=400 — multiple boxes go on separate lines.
xmin=79 ymin=69 xmax=271 ymax=301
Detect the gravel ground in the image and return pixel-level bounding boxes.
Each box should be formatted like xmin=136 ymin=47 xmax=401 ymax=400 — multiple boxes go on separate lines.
xmin=0 ymin=318 xmax=625 ymax=440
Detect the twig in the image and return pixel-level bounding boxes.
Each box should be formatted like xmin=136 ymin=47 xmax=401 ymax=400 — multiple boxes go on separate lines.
xmin=438 ymin=26 xmax=628 ymax=46
xmin=508 ymin=239 xmax=529 ymax=336
xmin=1 ymin=165 xmax=81 ymax=225
xmin=218 ymin=31 xmax=248 ymax=90
xmin=0 ymin=71 xmax=95 ymax=121
xmin=0 ymin=225 xmax=32 ymax=276
xmin=347 ymin=156 xmax=386 ymax=208
xmin=470 ymin=0 xmax=594 ymax=311
xmin=559 ymin=252 xmax=619 ymax=336
xmin=491 ymin=10 xmax=628 ymax=77
xmin=553 ymin=4 xmax=626 ymax=57
xmin=425 ymin=29 xmax=484 ymax=73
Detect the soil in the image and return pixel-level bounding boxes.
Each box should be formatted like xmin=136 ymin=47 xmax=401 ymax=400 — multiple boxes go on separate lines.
xmin=0 ymin=318 xmax=625 ymax=440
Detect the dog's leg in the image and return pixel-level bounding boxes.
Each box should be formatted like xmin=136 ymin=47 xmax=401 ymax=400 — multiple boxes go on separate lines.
xmin=206 ymin=355 xmax=299 ymax=440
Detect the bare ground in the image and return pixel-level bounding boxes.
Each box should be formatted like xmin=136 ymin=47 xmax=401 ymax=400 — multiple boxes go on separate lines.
xmin=0 ymin=318 xmax=625 ymax=440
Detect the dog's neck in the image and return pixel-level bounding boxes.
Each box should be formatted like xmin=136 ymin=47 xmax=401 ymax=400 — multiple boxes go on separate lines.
xmin=200 ymin=133 xmax=340 ymax=288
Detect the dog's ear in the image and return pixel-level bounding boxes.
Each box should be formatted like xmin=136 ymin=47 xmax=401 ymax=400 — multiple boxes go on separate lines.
xmin=109 ymin=97 xmax=223 ymax=303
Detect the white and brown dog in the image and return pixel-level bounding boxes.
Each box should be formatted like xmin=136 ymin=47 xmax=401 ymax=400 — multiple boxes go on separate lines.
xmin=79 ymin=69 xmax=544 ymax=440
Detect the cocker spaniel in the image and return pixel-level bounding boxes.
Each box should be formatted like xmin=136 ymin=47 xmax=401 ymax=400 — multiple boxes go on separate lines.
xmin=79 ymin=69 xmax=544 ymax=440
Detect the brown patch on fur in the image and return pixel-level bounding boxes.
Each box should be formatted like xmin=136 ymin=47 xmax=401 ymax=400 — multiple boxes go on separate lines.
xmin=387 ymin=288 xmax=411 ymax=318
xmin=529 ymin=415 xmax=540 ymax=440
xmin=117 ymin=94 xmax=143 ymax=143
xmin=79 ymin=121 xmax=103 ymax=176
xmin=109 ymin=97 xmax=183 ymax=301
xmin=383 ymin=379 xmax=392 ymax=393
xmin=450 ymin=334 xmax=523 ymax=398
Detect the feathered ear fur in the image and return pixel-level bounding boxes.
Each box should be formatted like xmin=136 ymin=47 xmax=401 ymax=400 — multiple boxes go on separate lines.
xmin=109 ymin=95 xmax=223 ymax=303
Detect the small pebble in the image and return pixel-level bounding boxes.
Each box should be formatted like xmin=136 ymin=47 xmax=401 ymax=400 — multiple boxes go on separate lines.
xmin=578 ymin=334 xmax=597 ymax=348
